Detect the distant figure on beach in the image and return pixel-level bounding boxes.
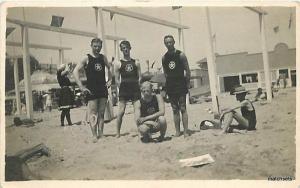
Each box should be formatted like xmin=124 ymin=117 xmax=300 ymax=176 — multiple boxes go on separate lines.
xmin=37 ymin=92 xmax=44 ymax=113
xmin=44 ymin=92 xmax=52 ymax=112
xmin=73 ymin=38 xmax=112 ymax=142
xmin=209 ymin=86 xmax=257 ymax=135
xmin=115 ymin=40 xmax=141 ymax=138
xmin=254 ymin=88 xmax=267 ymax=101
xmin=13 ymin=117 xmax=43 ymax=127
xmin=136 ymin=81 xmax=167 ymax=143
xmin=161 ymin=35 xmax=191 ymax=137
xmin=254 ymin=87 xmax=274 ymax=104
xmin=57 ymin=63 xmax=74 ymax=127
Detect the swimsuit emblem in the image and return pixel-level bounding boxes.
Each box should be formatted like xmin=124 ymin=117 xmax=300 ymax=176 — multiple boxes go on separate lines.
xmin=125 ymin=64 xmax=134 ymax=72
xmin=169 ymin=61 xmax=176 ymax=70
xmin=95 ymin=63 xmax=102 ymax=71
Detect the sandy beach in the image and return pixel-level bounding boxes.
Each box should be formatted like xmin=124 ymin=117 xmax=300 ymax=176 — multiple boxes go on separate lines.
xmin=5 ymin=87 xmax=296 ymax=180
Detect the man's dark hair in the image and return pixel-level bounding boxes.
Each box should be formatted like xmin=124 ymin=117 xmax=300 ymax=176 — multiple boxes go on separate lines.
xmin=164 ymin=35 xmax=175 ymax=41
xmin=119 ymin=40 xmax=131 ymax=49
xmin=91 ymin=38 xmax=103 ymax=45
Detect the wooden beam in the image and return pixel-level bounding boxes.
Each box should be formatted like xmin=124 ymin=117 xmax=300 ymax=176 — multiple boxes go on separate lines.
xmin=95 ymin=7 xmax=114 ymax=120
xmin=7 ymin=18 xmax=126 ymax=41
xmin=59 ymin=49 xmax=64 ymax=65
xmin=102 ymin=7 xmax=189 ymax=29
xmin=204 ymin=7 xmax=219 ymax=114
xmin=260 ymin=14 xmax=272 ymax=102
xmin=21 ymin=26 xmax=33 ymax=119
xmin=13 ymin=58 xmax=21 ymax=115
xmin=245 ymin=7 xmax=268 ymax=15
xmin=7 ymin=41 xmax=72 ymax=50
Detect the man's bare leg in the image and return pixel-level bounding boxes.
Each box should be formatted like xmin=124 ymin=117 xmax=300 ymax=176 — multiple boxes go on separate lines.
xmin=97 ymin=98 xmax=107 ymax=138
xmin=88 ymin=99 xmax=99 ymax=142
xmin=138 ymin=124 xmax=151 ymax=143
xmin=116 ymin=100 xmax=126 ymax=138
xmin=157 ymin=116 xmax=167 ymax=141
xmin=179 ymin=96 xmax=189 ymax=137
xmin=172 ymin=109 xmax=181 ymax=137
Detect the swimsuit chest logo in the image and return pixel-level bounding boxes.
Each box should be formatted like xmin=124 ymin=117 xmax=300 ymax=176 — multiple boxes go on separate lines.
xmin=125 ymin=64 xmax=134 ymax=72
xmin=169 ymin=61 xmax=176 ymax=70
xmin=95 ymin=63 xmax=102 ymax=71
xmin=147 ymin=107 xmax=155 ymax=114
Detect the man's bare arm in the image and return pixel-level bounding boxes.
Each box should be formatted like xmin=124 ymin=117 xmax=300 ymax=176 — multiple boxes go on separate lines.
xmin=180 ymin=52 xmax=191 ymax=87
xmin=136 ymin=60 xmax=142 ymax=84
xmin=114 ymin=61 xmax=121 ymax=88
xmin=103 ymin=55 xmax=112 ymax=82
xmin=135 ymin=101 xmax=142 ymax=125
xmin=73 ymin=57 xmax=87 ymax=91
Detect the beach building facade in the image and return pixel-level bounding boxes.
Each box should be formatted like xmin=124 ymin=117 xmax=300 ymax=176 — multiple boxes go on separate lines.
xmin=197 ymin=43 xmax=296 ymax=92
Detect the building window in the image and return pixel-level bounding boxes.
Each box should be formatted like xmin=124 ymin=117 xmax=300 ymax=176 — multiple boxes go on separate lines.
xmin=279 ymin=69 xmax=289 ymax=78
xmin=241 ymin=73 xmax=258 ymax=84
xmin=190 ymin=79 xmax=195 ymax=88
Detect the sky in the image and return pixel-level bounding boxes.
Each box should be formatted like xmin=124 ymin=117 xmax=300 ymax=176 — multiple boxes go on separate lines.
xmin=6 ymin=6 xmax=296 ymax=72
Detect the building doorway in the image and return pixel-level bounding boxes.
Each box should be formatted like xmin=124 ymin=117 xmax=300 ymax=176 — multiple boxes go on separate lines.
xmin=223 ymin=75 xmax=240 ymax=92
xmin=291 ymin=70 xmax=296 ymax=87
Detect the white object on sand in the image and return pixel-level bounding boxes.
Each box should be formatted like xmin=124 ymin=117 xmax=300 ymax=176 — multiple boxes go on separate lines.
xmin=179 ymin=154 xmax=215 ymax=167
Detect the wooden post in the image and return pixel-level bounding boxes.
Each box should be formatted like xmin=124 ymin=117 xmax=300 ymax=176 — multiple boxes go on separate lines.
xmin=287 ymin=68 xmax=292 ymax=87
xmin=181 ymin=29 xmax=186 ymax=53
xmin=204 ymin=7 xmax=219 ymax=114
xmin=117 ymin=40 xmax=120 ymax=60
xmin=59 ymin=49 xmax=64 ymax=65
xmin=257 ymin=71 xmax=262 ymax=88
xmin=259 ymin=14 xmax=272 ymax=102
xmin=178 ymin=29 xmax=181 ymax=50
xmin=21 ymin=26 xmax=33 ymax=119
xmin=113 ymin=40 xmax=117 ymax=60
xmin=178 ymin=28 xmax=183 ymax=51
xmin=95 ymin=7 xmax=114 ymax=120
xmin=239 ymin=73 xmax=242 ymax=85
xmin=13 ymin=58 xmax=21 ymax=115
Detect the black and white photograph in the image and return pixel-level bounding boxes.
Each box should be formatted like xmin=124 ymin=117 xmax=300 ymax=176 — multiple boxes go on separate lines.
xmin=0 ymin=1 xmax=298 ymax=187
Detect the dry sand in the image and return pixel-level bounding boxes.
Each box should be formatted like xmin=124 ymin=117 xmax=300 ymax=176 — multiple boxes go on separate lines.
xmin=5 ymin=88 xmax=296 ymax=180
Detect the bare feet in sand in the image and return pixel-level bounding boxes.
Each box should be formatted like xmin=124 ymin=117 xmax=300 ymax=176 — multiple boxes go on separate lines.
xmin=184 ymin=131 xmax=191 ymax=138
xmin=174 ymin=132 xmax=181 ymax=137
xmin=92 ymin=136 xmax=98 ymax=143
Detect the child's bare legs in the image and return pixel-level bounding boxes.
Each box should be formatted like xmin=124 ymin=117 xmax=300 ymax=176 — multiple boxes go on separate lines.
xmin=219 ymin=111 xmax=249 ymax=134
xmin=230 ymin=112 xmax=249 ymax=133
xmin=220 ymin=112 xmax=234 ymax=134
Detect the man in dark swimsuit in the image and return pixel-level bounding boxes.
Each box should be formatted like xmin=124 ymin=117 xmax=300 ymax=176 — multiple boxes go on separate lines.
xmin=115 ymin=40 xmax=141 ymax=138
xmin=162 ymin=35 xmax=191 ymax=138
xmin=136 ymin=81 xmax=167 ymax=143
xmin=73 ymin=38 xmax=112 ymax=142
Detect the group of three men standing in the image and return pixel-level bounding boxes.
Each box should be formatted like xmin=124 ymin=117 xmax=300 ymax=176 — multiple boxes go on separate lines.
xmin=73 ymin=35 xmax=191 ymax=143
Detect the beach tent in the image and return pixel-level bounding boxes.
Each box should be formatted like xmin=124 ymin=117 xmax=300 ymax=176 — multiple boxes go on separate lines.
xmin=18 ymin=70 xmax=60 ymax=91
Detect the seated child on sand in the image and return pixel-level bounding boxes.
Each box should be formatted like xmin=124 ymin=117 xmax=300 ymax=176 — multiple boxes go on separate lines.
xmin=201 ymin=86 xmax=257 ymax=134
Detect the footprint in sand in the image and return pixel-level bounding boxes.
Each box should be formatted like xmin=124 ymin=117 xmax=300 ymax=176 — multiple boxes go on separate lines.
xmin=102 ymin=163 xmax=132 ymax=170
